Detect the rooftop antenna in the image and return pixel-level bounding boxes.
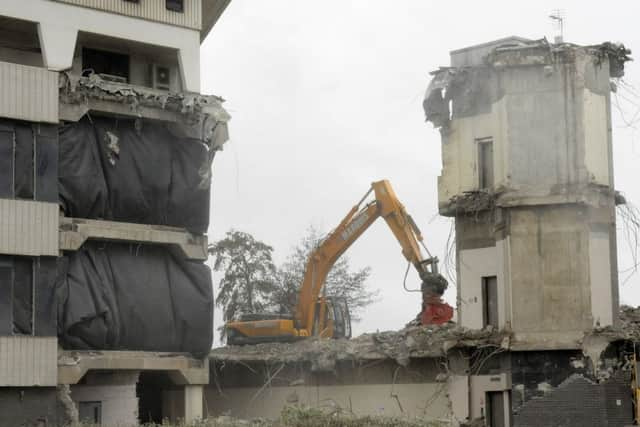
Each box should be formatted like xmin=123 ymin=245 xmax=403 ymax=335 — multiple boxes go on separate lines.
xmin=549 ymin=9 xmax=565 ymax=44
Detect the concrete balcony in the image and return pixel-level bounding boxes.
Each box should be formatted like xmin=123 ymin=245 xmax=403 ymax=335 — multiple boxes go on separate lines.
xmin=59 ymin=217 xmax=208 ymax=261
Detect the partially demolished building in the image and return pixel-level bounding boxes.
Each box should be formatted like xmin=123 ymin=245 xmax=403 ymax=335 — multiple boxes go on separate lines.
xmin=208 ymin=38 xmax=637 ymax=427
xmin=0 ymin=0 xmax=230 ymax=425
xmin=422 ymin=36 xmax=634 ymax=426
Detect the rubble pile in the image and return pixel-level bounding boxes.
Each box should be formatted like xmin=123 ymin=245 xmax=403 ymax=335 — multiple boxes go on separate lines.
xmin=593 ymin=305 xmax=640 ymax=342
xmin=160 ymin=406 xmax=448 ymax=427
xmin=446 ymin=190 xmax=496 ymax=216
xmin=211 ymin=323 xmax=507 ymax=371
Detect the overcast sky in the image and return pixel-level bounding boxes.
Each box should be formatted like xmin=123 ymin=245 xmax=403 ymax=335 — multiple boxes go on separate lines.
xmin=201 ymin=1 xmax=640 ymax=345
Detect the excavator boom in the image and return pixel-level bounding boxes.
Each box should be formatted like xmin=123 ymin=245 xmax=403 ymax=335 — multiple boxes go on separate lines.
xmin=225 ymin=180 xmax=453 ymax=345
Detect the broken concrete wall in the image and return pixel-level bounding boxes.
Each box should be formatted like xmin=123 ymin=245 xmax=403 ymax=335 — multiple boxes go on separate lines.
xmin=509 ymin=351 xmax=632 ymax=427
xmin=71 ymin=372 xmax=139 ymax=425
xmin=207 ymin=358 xmax=468 ymax=423
xmin=427 ymin=40 xmax=625 ymax=212
xmin=455 ymin=202 xmax=618 ymax=347
xmin=0 ymin=387 xmax=62 ymax=426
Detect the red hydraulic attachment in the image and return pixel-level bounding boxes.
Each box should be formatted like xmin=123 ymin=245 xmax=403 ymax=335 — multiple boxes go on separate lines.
xmin=421 ymin=294 xmax=454 ymax=325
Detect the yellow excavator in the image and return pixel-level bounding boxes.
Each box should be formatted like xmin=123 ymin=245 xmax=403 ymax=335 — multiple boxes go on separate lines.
xmin=225 ymin=180 xmax=453 ymax=345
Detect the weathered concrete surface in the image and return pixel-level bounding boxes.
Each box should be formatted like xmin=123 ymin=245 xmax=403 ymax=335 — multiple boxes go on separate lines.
xmin=424 ymin=40 xmax=630 ymax=213
xmin=58 ymin=350 xmax=209 ymax=385
xmin=0 ymin=387 xmax=62 ymax=426
xmin=424 ymin=38 xmax=628 ymax=352
xmin=207 ymin=382 xmax=456 ymax=422
xmin=59 ymin=216 xmax=209 ymax=260
xmin=71 ymin=372 xmax=139 ymax=425
xmin=208 ymin=353 xmax=471 ymax=424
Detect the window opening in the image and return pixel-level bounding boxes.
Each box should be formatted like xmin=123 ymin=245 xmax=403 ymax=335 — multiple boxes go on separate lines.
xmin=82 ymin=48 xmax=130 ymax=83
xmin=477 ymin=137 xmax=494 ymax=189
xmin=166 ymin=0 xmax=184 ymax=12
xmin=79 ymin=401 xmax=102 ymax=424
xmin=482 ymin=276 xmax=498 ymax=328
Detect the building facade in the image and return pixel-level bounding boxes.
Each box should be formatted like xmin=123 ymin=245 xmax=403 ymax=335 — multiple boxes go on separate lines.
xmin=425 ymin=36 xmax=627 ymax=347
xmin=424 ymin=37 xmax=633 ymax=426
xmin=0 ymin=0 xmax=230 ymax=425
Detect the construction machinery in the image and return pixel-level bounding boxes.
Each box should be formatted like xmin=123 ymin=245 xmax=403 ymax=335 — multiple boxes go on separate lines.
xmin=225 ymin=180 xmax=453 ymax=345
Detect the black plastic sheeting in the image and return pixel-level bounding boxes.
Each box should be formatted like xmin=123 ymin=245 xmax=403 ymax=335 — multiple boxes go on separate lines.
xmin=57 ymin=242 xmax=213 ymax=357
xmin=58 ymin=116 xmax=212 ymax=233
xmin=0 ymin=256 xmax=57 ymax=337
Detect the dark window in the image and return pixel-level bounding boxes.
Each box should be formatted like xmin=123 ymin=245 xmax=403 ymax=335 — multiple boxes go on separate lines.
xmin=0 ymin=130 xmax=14 ymax=198
xmin=82 ymin=48 xmax=130 ymax=82
xmin=0 ymin=256 xmax=34 ymax=335
xmin=0 ymin=126 xmax=35 ymax=201
xmin=0 ymin=257 xmax=13 ymax=335
xmin=79 ymin=401 xmax=102 ymax=424
xmin=166 ymin=0 xmax=184 ymax=12
xmin=482 ymin=276 xmax=498 ymax=328
xmin=477 ymin=137 xmax=494 ymax=189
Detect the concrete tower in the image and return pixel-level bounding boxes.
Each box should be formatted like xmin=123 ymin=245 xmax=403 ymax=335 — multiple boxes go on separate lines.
xmin=424 ymin=37 xmax=631 ymax=349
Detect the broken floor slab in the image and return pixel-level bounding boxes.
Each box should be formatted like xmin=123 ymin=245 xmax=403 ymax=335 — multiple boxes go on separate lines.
xmin=211 ymin=323 xmax=508 ymax=372
xmin=59 ymin=73 xmax=231 ymax=150
xmin=58 ymin=350 xmax=209 ymax=385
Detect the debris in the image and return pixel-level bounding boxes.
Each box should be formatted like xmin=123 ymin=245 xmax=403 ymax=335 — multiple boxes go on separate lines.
xmin=593 ymin=42 xmax=632 ymax=78
xmin=423 ymin=68 xmax=455 ymax=129
xmin=446 ymin=190 xmax=496 ymax=216
xmin=424 ymin=41 xmax=632 ymax=129
xmin=59 ymin=73 xmax=231 ymax=150
xmin=211 ymin=323 xmax=507 ymax=371
xmin=104 ymin=130 xmax=120 ymax=166
xmin=57 ymin=384 xmax=79 ymax=426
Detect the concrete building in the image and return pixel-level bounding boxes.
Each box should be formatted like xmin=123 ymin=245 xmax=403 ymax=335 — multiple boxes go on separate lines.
xmin=422 ymin=37 xmax=633 ymax=426
xmin=424 ymin=36 xmax=629 ymax=348
xmin=0 ymin=0 xmax=230 ymax=425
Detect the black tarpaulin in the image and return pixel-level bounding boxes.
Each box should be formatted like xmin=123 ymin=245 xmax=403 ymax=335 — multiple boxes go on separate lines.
xmin=12 ymin=257 xmax=33 ymax=335
xmin=56 ymin=243 xmax=213 ymax=357
xmin=0 ymin=256 xmax=57 ymax=337
xmin=58 ymin=118 xmax=109 ymax=219
xmin=58 ymin=116 xmax=212 ymax=233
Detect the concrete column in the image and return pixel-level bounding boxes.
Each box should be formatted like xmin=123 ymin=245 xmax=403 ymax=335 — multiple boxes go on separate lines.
xmin=184 ymin=385 xmax=203 ymax=423
xmin=37 ymin=23 xmax=77 ymax=71
xmin=178 ymin=47 xmax=201 ymax=93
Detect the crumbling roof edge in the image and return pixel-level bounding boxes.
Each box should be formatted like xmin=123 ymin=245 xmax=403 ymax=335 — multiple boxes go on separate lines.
xmin=449 ymin=36 xmax=537 ymax=55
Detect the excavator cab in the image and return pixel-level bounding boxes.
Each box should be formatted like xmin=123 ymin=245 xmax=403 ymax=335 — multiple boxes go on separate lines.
xmin=226 ymin=296 xmax=351 ymax=346
xmin=314 ymin=296 xmax=352 ymax=340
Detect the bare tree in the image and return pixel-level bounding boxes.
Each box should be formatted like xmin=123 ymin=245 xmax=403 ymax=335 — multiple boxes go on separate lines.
xmin=271 ymin=226 xmax=378 ymax=321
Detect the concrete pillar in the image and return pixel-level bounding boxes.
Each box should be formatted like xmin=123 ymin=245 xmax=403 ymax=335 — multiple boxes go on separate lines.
xmin=37 ymin=23 xmax=77 ymax=71
xmin=184 ymin=385 xmax=203 ymax=423
xmin=178 ymin=46 xmax=200 ymax=93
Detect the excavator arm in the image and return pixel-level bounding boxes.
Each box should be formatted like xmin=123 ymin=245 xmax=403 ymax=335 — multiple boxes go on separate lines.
xmin=225 ymin=180 xmax=453 ymax=345
xmin=295 ymin=180 xmax=447 ymax=335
